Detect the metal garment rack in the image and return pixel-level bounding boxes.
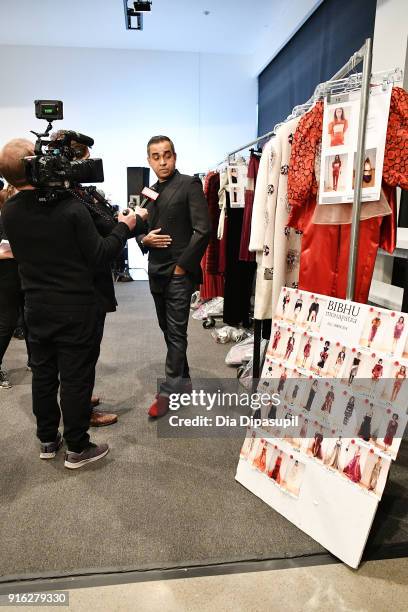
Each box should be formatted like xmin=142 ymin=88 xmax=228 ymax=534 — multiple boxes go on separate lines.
xmin=233 ymin=39 xmax=374 ymax=385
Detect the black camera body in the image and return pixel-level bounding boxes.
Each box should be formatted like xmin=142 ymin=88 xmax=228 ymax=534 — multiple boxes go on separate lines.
xmin=25 ymin=100 xmax=104 ymax=188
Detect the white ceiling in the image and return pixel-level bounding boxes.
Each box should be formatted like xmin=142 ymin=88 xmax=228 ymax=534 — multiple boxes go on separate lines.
xmin=0 ymin=0 xmax=321 ymax=66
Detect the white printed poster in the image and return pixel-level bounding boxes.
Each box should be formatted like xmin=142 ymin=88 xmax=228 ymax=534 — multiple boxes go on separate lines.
xmin=236 ymin=287 xmax=408 ymax=568
xmin=227 ymin=164 xmax=247 ymax=208
xmin=319 ymin=85 xmax=392 ymax=205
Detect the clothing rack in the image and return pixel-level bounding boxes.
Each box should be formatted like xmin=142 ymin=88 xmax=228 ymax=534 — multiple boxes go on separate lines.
xmin=246 ymin=39 xmax=377 ymax=386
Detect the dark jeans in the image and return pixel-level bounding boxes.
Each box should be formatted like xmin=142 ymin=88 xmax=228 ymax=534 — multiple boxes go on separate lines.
xmin=25 ymin=303 xmax=99 ymax=452
xmin=0 ymin=292 xmax=30 ymax=369
xmin=152 ymin=274 xmax=194 ymax=396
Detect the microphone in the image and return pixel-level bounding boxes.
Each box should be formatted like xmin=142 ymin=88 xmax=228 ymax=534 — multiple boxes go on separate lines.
xmin=139 ymin=186 xmax=159 ymax=208
xmin=57 ymin=130 xmax=95 ymax=147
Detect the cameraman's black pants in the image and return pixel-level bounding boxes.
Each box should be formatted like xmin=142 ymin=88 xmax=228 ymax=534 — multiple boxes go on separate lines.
xmin=0 ymin=292 xmax=30 ymax=369
xmin=152 ymin=274 xmax=194 ymax=396
xmin=25 ymin=303 xmax=99 ymax=453
xmin=90 ymin=311 xmax=106 ymax=395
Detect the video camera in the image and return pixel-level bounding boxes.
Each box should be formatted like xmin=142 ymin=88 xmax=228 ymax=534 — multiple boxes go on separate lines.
xmin=24 ymin=100 xmax=104 ymax=188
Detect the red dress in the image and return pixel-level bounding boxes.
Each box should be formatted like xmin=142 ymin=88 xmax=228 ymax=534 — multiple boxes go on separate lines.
xmin=200 ymin=172 xmax=224 ymax=299
xmin=239 ymin=153 xmax=260 ymax=262
xmin=332 ymin=161 xmax=341 ymax=177
xmin=384 ymin=419 xmax=398 ymax=446
xmin=272 ymin=330 xmax=281 ymax=350
xmin=254 ymin=445 xmax=267 ymax=472
xmin=287 ymin=88 xmax=408 ymax=304
xmin=343 ymin=451 xmax=362 ymax=483
xmin=269 ymin=455 xmax=282 ymax=482
xmin=372 ymin=364 xmax=383 ymax=380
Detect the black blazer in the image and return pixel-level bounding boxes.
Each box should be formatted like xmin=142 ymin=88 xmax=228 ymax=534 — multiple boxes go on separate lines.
xmin=137 ymin=170 xmax=210 ymax=287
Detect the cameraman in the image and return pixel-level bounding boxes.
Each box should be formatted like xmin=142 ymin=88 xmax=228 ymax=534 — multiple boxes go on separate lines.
xmin=52 ymin=131 xmax=130 ymax=427
xmin=0 ymin=138 xmax=146 ymax=469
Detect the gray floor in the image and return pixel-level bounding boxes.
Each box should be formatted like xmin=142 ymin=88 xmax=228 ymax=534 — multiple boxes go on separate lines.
xmin=6 ymin=559 xmax=408 ymax=612
xmin=0 ymin=282 xmax=406 ymax=581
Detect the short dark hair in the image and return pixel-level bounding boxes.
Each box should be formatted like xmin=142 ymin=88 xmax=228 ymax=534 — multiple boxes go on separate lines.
xmin=147 ymin=135 xmax=176 ymax=156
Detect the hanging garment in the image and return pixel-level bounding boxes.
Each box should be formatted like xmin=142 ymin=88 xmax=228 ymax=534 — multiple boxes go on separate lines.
xmin=223 ymin=193 xmax=256 ymax=328
xmin=200 ymin=172 xmax=224 ymax=300
xmin=205 ymin=171 xmax=222 ymax=274
xmin=287 ymin=88 xmax=408 ymax=303
xmin=343 ymin=450 xmax=362 ymax=483
xmin=249 ymin=138 xmax=279 ymax=319
xmin=239 ymin=153 xmax=260 ymax=262
xmin=270 ymin=118 xmax=302 ymax=313
xmin=249 ymin=118 xmax=302 ymax=319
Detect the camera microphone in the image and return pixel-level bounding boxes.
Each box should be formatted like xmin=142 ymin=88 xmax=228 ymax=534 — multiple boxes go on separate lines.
xmin=62 ymin=131 xmax=95 ymax=147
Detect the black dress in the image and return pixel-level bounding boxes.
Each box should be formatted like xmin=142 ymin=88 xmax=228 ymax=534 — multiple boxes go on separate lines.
xmin=223 ymin=194 xmax=256 ymax=328
xmin=305 ymin=387 xmax=316 ymax=411
xmin=358 ymin=415 xmax=372 ymax=441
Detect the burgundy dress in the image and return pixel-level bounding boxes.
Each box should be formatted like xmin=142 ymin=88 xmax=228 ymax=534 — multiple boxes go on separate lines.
xmin=343 ymin=452 xmax=362 ymax=483
xmin=269 ymin=455 xmax=282 ymax=482
xmin=200 ymin=172 xmax=224 ymax=299
xmin=384 ymin=419 xmax=398 ymax=446
xmin=239 ymin=153 xmax=260 ymax=262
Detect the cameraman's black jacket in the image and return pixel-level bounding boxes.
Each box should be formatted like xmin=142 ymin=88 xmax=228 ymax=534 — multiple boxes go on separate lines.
xmin=2 ymin=190 xmax=131 ymax=306
xmin=136 ymin=170 xmax=210 ymax=292
xmin=76 ymin=190 xmax=118 ymax=313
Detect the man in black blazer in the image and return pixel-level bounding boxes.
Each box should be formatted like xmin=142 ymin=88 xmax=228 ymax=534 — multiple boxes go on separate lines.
xmin=137 ymin=135 xmax=210 ymax=417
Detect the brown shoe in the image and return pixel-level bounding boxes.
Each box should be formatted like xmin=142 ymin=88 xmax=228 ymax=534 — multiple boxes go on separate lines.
xmin=90 ymin=410 xmax=118 ymax=427
xmin=91 ymin=395 xmax=101 ymax=408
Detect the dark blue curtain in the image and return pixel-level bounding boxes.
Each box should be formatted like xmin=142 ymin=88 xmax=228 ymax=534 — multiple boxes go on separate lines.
xmin=258 ymin=0 xmax=377 ymax=136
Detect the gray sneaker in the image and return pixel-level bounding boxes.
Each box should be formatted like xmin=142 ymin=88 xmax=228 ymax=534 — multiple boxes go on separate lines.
xmin=40 ymin=432 xmax=63 ymax=459
xmin=64 ymin=442 xmax=109 ymax=469
xmin=0 ymin=369 xmax=11 ymax=389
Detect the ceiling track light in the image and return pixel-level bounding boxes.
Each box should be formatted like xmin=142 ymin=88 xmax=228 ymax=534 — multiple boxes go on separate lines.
xmin=123 ymin=1 xmax=152 ymax=31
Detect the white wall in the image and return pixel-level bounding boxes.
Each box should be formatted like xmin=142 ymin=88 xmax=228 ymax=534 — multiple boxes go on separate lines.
xmin=372 ymin=0 xmax=408 ymax=74
xmin=0 ymin=45 xmax=257 ymax=206
xmin=0 ymin=45 xmax=256 ymax=273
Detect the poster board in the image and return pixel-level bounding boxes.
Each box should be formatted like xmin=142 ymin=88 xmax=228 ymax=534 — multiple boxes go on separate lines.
xmin=318 ymin=85 xmax=392 ymax=205
xmin=236 ymin=288 xmax=408 ymax=568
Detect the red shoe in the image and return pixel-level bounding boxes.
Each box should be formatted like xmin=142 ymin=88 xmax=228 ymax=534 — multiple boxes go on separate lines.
xmin=148 ymin=395 xmax=169 ymax=418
